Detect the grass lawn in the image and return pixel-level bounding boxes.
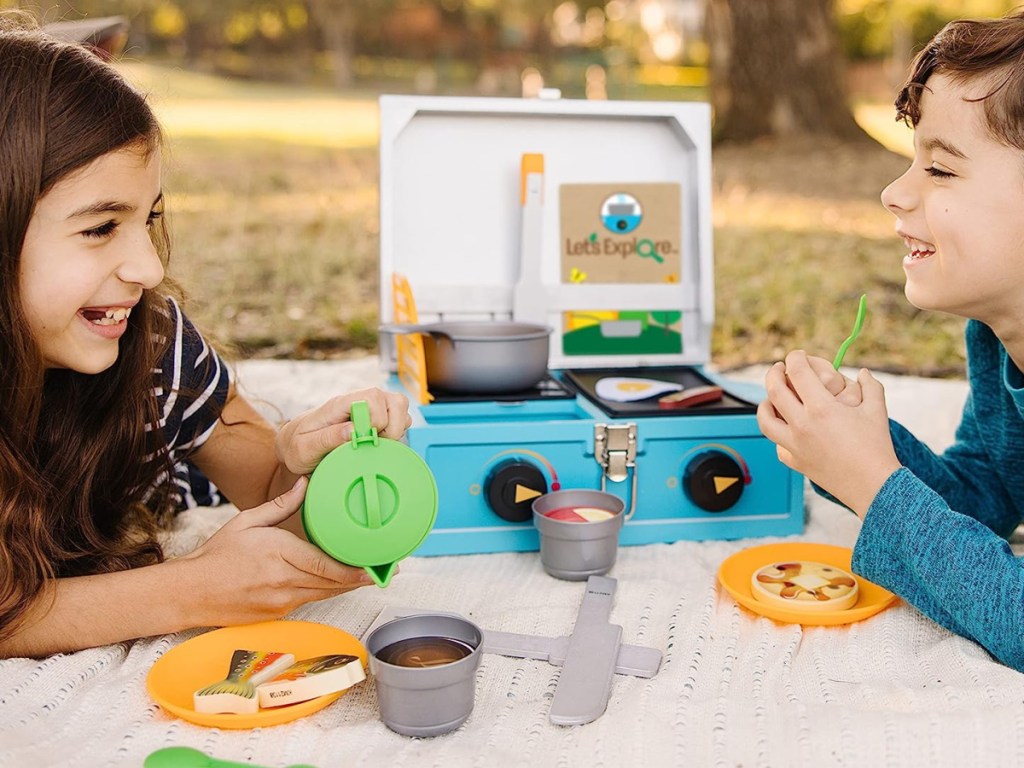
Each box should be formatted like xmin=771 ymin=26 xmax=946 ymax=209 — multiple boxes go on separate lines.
xmin=121 ymin=62 xmax=966 ymax=377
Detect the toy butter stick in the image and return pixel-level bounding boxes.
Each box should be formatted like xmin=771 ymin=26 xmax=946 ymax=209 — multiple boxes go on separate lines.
xmin=193 ymin=649 xmax=295 ymax=715
xmin=257 ymin=654 xmax=365 ymax=708
xmin=658 ymin=385 xmax=724 ymax=409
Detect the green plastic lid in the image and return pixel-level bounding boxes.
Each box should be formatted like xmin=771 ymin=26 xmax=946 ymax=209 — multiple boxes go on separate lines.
xmin=301 ymin=400 xmax=437 ymax=587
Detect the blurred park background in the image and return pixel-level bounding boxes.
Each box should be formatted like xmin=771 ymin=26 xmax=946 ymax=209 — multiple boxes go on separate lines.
xmin=12 ymin=0 xmax=1021 ymax=376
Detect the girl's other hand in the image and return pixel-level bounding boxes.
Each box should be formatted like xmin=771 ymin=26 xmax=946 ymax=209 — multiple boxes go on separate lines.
xmin=275 ymin=387 xmax=412 ymax=475
xmin=178 ymin=477 xmax=374 ymax=626
xmin=757 ymin=350 xmax=900 ymax=517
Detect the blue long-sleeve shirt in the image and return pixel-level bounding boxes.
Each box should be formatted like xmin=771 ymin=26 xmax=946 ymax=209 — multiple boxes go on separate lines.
xmin=846 ymin=319 xmax=1024 ymax=671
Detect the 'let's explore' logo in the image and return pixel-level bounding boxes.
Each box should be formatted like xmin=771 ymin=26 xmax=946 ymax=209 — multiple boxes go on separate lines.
xmin=559 ymin=182 xmax=684 ymax=357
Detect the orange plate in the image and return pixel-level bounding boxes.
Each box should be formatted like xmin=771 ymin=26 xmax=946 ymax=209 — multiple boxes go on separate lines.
xmin=146 ymin=620 xmax=367 ymax=729
xmin=717 ymin=542 xmax=898 ymax=626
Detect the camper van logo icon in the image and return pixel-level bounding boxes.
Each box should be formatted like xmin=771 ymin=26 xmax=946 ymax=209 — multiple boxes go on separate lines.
xmin=601 ymin=192 xmax=643 ymax=234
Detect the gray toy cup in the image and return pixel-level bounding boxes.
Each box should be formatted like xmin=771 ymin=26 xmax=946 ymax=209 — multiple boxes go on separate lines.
xmin=532 ymin=490 xmax=626 ymax=580
xmin=365 ymin=613 xmax=483 ymax=737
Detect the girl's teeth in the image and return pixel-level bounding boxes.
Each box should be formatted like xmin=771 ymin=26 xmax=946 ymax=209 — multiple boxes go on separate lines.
xmin=91 ymin=307 xmax=131 ymax=325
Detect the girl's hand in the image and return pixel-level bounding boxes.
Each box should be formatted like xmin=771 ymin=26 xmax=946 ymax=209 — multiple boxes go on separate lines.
xmin=275 ymin=388 xmax=412 ymax=476
xmin=179 ymin=477 xmax=374 ymax=626
xmin=757 ymin=350 xmax=900 ymax=517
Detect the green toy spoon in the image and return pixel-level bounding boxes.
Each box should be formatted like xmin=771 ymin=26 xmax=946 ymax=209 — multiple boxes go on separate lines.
xmin=832 ymin=294 xmax=867 ymax=370
xmin=144 ymin=746 xmax=315 ymax=768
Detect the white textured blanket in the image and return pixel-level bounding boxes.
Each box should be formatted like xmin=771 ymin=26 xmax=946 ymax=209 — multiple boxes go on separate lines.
xmin=6 ymin=360 xmax=1017 ymax=768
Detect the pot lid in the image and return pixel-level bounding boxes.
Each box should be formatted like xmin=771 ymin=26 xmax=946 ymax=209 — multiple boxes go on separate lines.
xmin=302 ymin=400 xmax=438 ymax=587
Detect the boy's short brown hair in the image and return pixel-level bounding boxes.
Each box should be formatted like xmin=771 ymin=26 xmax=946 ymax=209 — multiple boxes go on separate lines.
xmin=896 ymin=10 xmax=1024 ymax=150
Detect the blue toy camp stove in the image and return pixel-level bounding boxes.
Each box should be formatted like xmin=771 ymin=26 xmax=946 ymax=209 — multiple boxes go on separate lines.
xmin=376 ymin=95 xmax=805 ymax=556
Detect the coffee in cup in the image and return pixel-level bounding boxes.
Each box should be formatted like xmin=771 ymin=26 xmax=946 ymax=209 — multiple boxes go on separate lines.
xmin=365 ymin=614 xmax=483 ymax=737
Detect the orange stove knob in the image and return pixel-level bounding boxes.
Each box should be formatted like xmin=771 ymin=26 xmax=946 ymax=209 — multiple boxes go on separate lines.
xmin=484 ymin=460 xmax=548 ymax=523
xmin=683 ymin=451 xmax=745 ymax=512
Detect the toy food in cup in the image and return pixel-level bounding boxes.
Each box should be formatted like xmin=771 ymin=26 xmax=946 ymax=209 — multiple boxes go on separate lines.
xmin=365 ymin=614 xmax=483 ymax=737
xmin=543 ymin=506 xmax=616 ymax=523
xmin=751 ymin=560 xmax=860 ymax=612
xmin=375 ymin=636 xmax=476 ymax=667
xmin=532 ymin=490 xmax=625 ymax=581
xmin=302 ymin=400 xmax=438 ymax=587
xmin=192 ymin=650 xmax=295 ymax=715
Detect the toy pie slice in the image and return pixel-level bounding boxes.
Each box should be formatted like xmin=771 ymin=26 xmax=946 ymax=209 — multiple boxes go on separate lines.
xmin=751 ymin=560 xmax=859 ymax=612
xmin=544 ymin=506 xmax=616 ymax=522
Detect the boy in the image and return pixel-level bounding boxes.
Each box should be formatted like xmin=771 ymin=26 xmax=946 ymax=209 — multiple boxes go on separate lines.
xmin=757 ymin=11 xmax=1024 ymax=672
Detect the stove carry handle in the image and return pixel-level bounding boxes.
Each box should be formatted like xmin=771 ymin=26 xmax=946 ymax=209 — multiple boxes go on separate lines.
xmin=594 ymin=423 xmax=638 ymax=520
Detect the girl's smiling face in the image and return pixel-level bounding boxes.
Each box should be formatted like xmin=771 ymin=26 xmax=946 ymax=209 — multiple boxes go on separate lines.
xmin=19 ymin=145 xmax=165 ymax=373
xmin=880 ymin=72 xmax=1024 ymax=331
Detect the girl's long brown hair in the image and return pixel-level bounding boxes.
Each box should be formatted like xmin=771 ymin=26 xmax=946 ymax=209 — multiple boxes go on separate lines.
xmin=0 ymin=18 xmax=178 ymax=643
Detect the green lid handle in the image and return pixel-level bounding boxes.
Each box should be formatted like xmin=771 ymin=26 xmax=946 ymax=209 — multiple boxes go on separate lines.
xmin=350 ymin=400 xmax=378 ymax=449
xmin=362 ymin=471 xmax=382 ymax=529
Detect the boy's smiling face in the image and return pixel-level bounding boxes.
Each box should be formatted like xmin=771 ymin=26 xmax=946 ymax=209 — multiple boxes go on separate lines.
xmin=18 ymin=146 xmax=165 ymax=373
xmin=881 ymin=72 xmax=1024 ymax=332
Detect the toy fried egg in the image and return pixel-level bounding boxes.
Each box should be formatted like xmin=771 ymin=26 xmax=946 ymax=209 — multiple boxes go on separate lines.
xmin=750 ymin=560 xmax=859 ymax=612
xmin=594 ymin=377 xmax=682 ymax=402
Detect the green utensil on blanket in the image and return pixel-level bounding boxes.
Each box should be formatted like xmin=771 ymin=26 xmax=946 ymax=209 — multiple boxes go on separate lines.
xmin=145 ymin=746 xmax=315 ymax=768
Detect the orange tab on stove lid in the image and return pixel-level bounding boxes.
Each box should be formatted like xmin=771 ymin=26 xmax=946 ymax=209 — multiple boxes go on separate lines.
xmin=750 ymin=560 xmax=859 ymax=612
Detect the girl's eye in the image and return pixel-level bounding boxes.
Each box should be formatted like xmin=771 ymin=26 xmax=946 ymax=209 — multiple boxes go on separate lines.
xmin=82 ymin=220 xmax=118 ymax=239
xmin=146 ymin=209 xmax=163 ymax=228
xmin=925 ymin=165 xmax=955 ymax=179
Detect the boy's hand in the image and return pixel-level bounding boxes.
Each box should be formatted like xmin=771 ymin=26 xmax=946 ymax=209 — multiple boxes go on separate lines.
xmin=274 ymin=388 xmax=412 ymax=475
xmin=757 ymin=350 xmax=900 ymax=517
xmin=180 ymin=477 xmax=375 ymax=626
xmin=805 ymin=355 xmax=863 ymax=406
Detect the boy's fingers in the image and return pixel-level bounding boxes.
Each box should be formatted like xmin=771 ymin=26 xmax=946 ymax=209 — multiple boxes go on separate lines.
xmin=756 ymin=397 xmax=789 ymax=444
xmin=807 ymin=355 xmax=847 ymax=396
xmin=783 ymin=350 xmax=832 ymax=407
xmin=764 ymin=361 xmax=805 ymax=424
xmin=858 ymin=368 xmax=887 ymax=410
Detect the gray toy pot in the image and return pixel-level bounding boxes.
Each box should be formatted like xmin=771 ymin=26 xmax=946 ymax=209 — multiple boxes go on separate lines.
xmin=378 ymin=321 xmax=552 ymax=393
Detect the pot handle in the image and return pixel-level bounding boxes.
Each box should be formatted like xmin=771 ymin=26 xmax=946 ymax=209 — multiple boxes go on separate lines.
xmin=378 ymin=323 xmax=455 ymax=343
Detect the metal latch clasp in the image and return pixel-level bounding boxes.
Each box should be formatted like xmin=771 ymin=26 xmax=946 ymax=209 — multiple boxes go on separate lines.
xmin=594 ymin=423 xmax=638 ymax=519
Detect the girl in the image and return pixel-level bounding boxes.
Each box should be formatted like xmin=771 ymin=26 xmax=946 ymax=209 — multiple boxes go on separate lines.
xmin=758 ymin=11 xmax=1024 ymax=672
xmin=0 ymin=18 xmax=411 ymax=658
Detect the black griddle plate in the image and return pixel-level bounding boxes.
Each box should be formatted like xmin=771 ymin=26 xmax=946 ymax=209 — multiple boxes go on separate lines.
xmin=561 ymin=366 xmax=757 ymax=418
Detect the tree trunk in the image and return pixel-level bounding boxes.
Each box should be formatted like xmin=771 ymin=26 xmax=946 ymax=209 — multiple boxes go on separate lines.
xmin=705 ymin=0 xmax=870 ymax=143
xmin=305 ymin=0 xmax=355 ymax=88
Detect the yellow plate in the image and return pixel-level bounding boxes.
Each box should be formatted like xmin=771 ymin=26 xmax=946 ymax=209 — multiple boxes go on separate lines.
xmin=146 ymin=620 xmax=367 ymax=729
xmin=717 ymin=542 xmax=899 ymax=626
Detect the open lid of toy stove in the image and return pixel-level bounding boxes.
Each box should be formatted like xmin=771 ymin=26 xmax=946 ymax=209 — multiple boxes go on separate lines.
xmin=377 ymin=93 xmax=714 ymax=372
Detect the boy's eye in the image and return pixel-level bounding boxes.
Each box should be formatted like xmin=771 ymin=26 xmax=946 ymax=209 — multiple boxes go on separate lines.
xmin=82 ymin=220 xmax=118 ymax=239
xmin=925 ymin=165 xmax=955 ymax=179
